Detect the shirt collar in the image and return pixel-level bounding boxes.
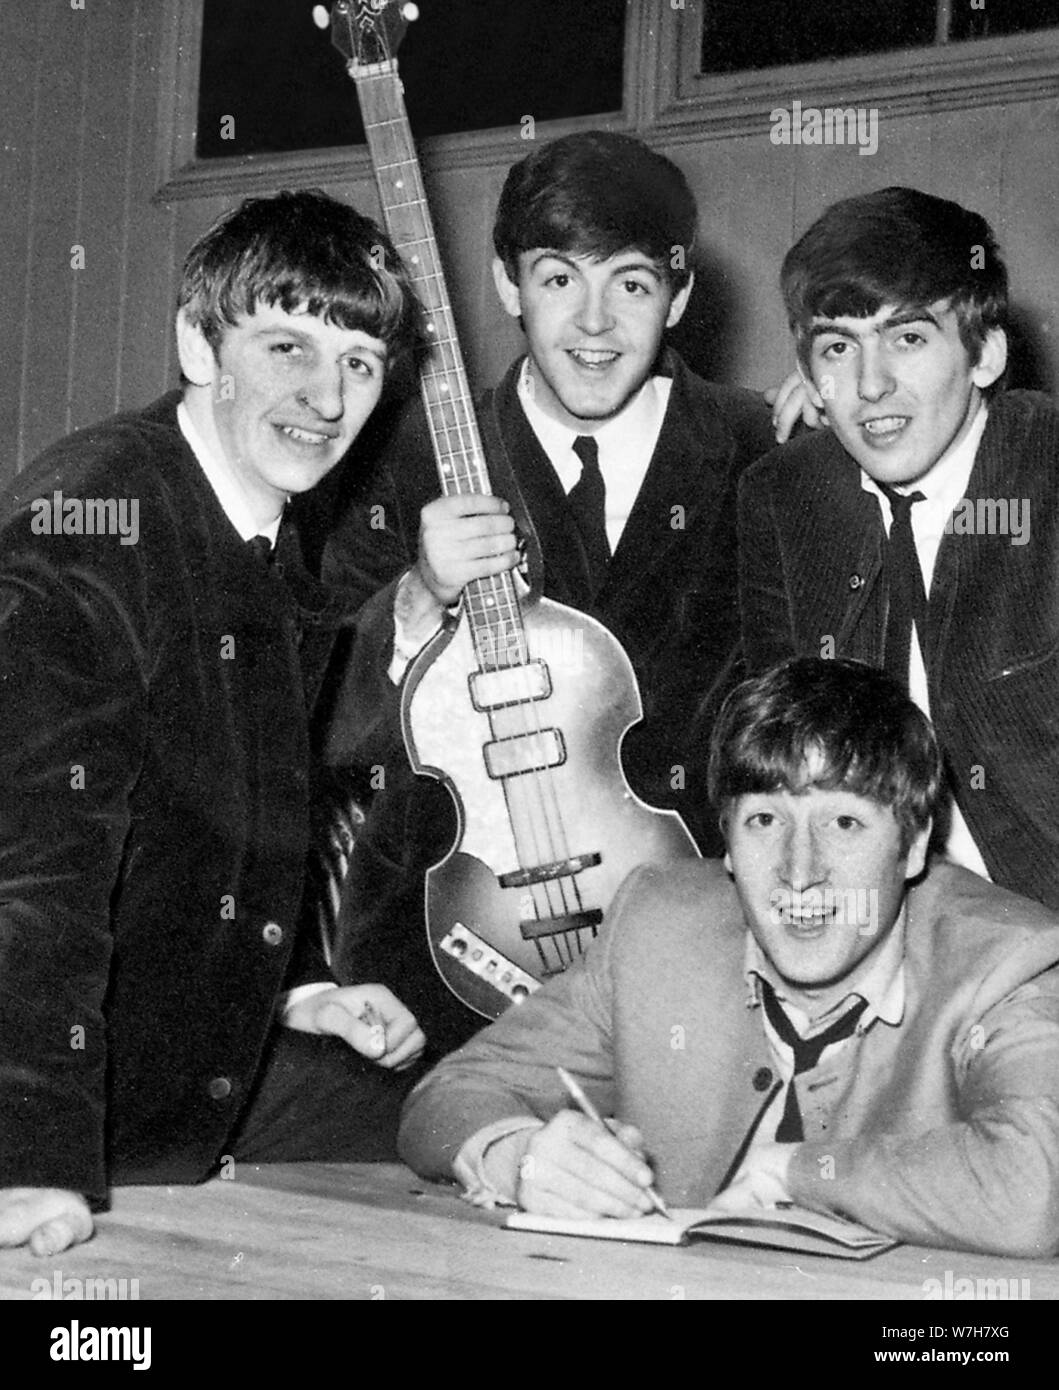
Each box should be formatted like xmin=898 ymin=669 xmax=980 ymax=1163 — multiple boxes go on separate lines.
xmin=515 ymin=356 xmax=666 ymax=468
xmin=743 ymin=908 xmax=907 ymax=1037
xmin=859 ymin=398 xmax=989 ymax=518
xmin=177 ymin=399 xmax=283 ymax=546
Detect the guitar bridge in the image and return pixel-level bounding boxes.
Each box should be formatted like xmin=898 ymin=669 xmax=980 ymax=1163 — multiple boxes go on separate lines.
xmin=498 ymin=853 xmax=602 ymax=889
xmin=519 ymin=909 xmax=603 ymax=942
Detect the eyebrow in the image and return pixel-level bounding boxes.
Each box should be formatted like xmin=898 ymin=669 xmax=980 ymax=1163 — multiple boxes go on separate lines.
xmin=529 ymin=251 xmax=664 ymax=282
xmin=254 ymin=325 xmax=387 ymax=361
xmin=808 ymin=308 xmax=942 ymax=341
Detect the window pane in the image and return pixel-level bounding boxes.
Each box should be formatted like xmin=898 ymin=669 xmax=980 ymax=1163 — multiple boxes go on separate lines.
xmin=197 ymin=0 xmax=625 ymax=160
xmin=952 ymin=0 xmax=1059 ymax=41
xmin=699 ymin=0 xmax=934 ymax=75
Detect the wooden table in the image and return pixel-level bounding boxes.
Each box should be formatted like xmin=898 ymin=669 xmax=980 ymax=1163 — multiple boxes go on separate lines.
xmin=1 ymin=1162 xmax=1055 ymax=1301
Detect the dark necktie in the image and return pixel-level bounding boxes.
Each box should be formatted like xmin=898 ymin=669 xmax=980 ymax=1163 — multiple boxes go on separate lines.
xmin=568 ymin=435 xmax=610 ymax=595
xmin=759 ymin=979 xmax=868 ymax=1142
xmin=876 ymin=481 xmax=928 ymax=690
xmin=246 ymin=534 xmax=274 ymax=568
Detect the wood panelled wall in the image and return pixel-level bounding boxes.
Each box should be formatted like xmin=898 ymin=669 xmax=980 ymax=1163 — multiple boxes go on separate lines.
xmin=3 ymin=0 xmax=1057 ymax=488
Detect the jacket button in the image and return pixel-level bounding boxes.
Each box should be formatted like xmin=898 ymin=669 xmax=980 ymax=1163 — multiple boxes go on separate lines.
xmin=262 ymin=922 xmax=284 ymax=946
xmin=752 ymin=1067 xmax=773 ymax=1092
xmin=208 ymin=1076 xmax=232 ymax=1101
xmin=848 ymin=574 xmax=863 ymax=590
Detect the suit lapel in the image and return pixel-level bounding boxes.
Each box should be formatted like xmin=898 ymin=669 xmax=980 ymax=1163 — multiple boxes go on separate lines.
xmin=796 ymin=439 xmax=887 ymax=657
xmin=493 ymin=355 xmax=738 ymax=615
xmin=491 ymin=361 xmax=598 ymax=610
xmin=599 ymin=357 xmax=730 ymax=608
xmin=927 ymin=403 xmax=1008 ymax=679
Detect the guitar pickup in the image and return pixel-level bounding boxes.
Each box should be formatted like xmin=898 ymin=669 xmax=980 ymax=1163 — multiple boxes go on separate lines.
xmin=439 ymin=922 xmax=540 ymax=1003
xmin=519 ymin=909 xmax=603 ymax=942
xmin=469 ymin=661 xmax=551 ymax=711
xmin=499 ymin=853 xmax=602 ymax=889
xmin=483 ymin=728 xmax=565 ymax=778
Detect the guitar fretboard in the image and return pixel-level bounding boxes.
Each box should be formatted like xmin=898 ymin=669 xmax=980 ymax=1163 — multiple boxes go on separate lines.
xmin=353 ymin=62 xmax=525 ymax=671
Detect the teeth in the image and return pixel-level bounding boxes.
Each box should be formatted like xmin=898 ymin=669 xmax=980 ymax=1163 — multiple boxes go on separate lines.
xmin=863 ymin=417 xmax=906 ymax=435
xmin=787 ymin=897 xmax=833 ymax=922
xmin=281 ymin=426 xmax=330 ymax=444
xmin=570 ymin=350 xmax=618 ymax=365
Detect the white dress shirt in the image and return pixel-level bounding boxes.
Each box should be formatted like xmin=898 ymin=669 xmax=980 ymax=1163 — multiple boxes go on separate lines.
xmin=743 ymin=915 xmax=905 ymax=1132
xmin=860 ymin=402 xmax=992 ymax=880
xmin=516 ymin=358 xmax=671 ymax=555
xmin=388 ymin=363 xmax=673 ymax=680
xmin=177 ymin=401 xmax=282 ymax=547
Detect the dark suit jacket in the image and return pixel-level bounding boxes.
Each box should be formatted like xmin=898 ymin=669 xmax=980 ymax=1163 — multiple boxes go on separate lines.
xmin=0 ymin=393 xmax=340 ymax=1200
xmin=738 ymin=390 xmax=1059 ymax=912
xmin=318 ymin=351 xmax=773 ymax=1047
xmin=399 ymin=859 xmax=1059 ymax=1257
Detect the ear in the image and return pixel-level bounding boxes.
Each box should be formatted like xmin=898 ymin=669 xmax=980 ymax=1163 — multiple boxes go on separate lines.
xmin=665 ymin=272 xmax=694 ymax=330
xmin=176 ymin=309 xmax=218 ymax=388
xmin=903 ymin=820 xmax=932 ymax=881
xmin=723 ymin=847 xmax=733 ymax=875
xmin=492 ymin=257 xmax=522 ymax=321
xmin=971 ymin=327 xmax=1007 ymax=390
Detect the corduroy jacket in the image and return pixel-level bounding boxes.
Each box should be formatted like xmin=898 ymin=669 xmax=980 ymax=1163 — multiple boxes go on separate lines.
xmin=0 ymin=393 xmax=340 ymax=1200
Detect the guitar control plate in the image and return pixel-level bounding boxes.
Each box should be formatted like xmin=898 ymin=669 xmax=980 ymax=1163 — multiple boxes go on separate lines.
xmin=439 ymin=921 xmax=541 ymax=1004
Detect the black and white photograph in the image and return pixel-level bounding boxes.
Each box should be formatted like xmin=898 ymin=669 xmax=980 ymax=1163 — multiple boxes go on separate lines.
xmin=2 ymin=0 xmax=1058 ymax=1346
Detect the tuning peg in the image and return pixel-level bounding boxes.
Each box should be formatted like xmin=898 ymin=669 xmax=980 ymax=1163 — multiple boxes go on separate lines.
xmin=402 ymin=3 xmax=419 ymax=19
xmin=311 ymin=5 xmax=330 ymax=30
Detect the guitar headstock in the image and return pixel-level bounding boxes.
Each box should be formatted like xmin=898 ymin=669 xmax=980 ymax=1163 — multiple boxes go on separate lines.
xmin=327 ymin=0 xmax=414 ymax=71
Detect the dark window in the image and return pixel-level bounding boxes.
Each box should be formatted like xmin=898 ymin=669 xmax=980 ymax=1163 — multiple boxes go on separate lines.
xmin=952 ymin=0 xmax=1059 ymax=40
xmin=197 ymin=0 xmax=626 ymax=160
xmin=699 ymin=0 xmax=1059 ymax=76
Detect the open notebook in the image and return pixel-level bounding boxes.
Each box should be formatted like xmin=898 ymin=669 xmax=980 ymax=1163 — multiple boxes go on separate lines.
xmin=506 ymin=1201 xmax=897 ymax=1260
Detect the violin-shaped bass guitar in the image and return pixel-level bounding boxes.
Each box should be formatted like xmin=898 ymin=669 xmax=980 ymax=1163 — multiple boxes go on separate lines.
xmin=331 ymin=0 xmax=700 ymax=1020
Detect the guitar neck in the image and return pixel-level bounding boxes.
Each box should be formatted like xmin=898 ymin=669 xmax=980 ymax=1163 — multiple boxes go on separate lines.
xmin=351 ymin=61 xmax=523 ymax=668
xmin=353 ymin=65 xmax=481 ymax=491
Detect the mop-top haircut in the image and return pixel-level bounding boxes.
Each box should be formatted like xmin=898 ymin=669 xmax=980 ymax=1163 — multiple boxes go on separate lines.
xmin=178 ymin=188 xmax=424 ymax=366
xmin=493 ymin=131 xmax=697 ymax=290
xmin=708 ymin=657 xmax=942 ymax=853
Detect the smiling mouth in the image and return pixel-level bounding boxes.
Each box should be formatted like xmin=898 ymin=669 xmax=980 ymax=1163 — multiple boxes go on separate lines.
xmin=773 ymin=896 xmax=838 ymax=934
xmin=860 ymin=416 xmax=909 ymax=441
xmin=277 ymin=424 xmax=337 ymax=446
xmin=566 ymin=349 xmax=621 ymax=370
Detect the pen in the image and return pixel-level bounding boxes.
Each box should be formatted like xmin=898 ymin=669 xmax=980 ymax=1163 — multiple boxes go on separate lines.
xmin=555 ymin=1066 xmax=671 ymax=1219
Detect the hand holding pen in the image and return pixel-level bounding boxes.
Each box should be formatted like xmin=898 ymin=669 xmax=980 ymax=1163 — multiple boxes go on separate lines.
xmin=555 ymin=1067 xmax=671 ymax=1219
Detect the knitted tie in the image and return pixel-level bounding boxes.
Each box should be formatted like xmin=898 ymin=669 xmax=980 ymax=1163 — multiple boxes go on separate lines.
xmin=568 ymin=434 xmax=610 ymax=595
xmin=246 ymin=534 xmax=275 ymax=568
xmin=876 ymin=480 xmax=928 ymax=690
xmin=759 ymin=979 xmax=868 ymax=1142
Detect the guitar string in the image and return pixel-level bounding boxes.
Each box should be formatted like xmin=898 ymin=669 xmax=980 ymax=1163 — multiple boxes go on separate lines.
xmin=375 ymin=86 xmax=584 ymax=964
xmin=369 ymin=76 xmax=591 ymax=971
xmin=410 ymin=193 xmax=592 ymax=968
xmin=400 ymin=244 xmax=587 ymax=955
xmin=374 ymin=93 xmax=586 ymax=974
xmin=344 ymin=50 xmax=567 ymax=969
xmin=424 ymin=313 xmax=583 ymax=966
xmin=423 ymin=320 xmax=588 ymax=966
